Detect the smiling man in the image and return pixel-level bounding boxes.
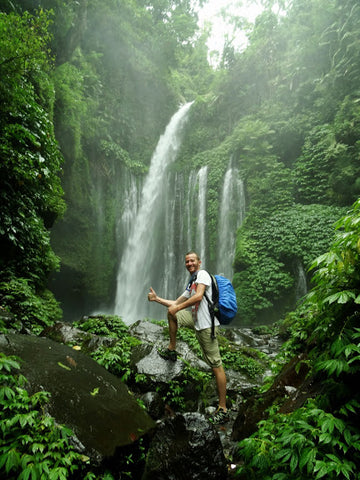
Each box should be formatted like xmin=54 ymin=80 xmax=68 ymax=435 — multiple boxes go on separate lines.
xmin=147 ymin=250 xmax=229 ymax=424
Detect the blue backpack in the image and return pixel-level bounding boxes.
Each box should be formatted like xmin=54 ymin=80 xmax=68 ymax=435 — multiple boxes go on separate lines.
xmin=190 ymin=271 xmax=237 ymax=338
xmin=208 ymin=274 xmax=238 ymax=325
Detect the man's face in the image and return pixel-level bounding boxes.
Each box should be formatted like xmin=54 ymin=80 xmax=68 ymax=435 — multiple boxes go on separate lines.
xmin=185 ymin=253 xmax=201 ymax=275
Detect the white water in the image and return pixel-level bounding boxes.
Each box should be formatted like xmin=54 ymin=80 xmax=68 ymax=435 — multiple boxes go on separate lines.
xmin=116 ymin=171 xmax=141 ymax=253
xmin=114 ymin=102 xmax=193 ymax=324
xmin=295 ymin=261 xmax=307 ymax=301
xmin=185 ymin=170 xmax=198 ymax=250
xmin=195 ymin=166 xmax=208 ymax=262
xmin=216 ymin=164 xmax=245 ymax=280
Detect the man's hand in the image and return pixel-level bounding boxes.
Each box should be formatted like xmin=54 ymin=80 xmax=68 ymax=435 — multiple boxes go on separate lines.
xmin=148 ymin=287 xmax=157 ymax=302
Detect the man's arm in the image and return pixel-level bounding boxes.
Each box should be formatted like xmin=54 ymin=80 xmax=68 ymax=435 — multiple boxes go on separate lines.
xmin=148 ymin=287 xmax=187 ymax=308
xmin=168 ymin=283 xmax=206 ymax=317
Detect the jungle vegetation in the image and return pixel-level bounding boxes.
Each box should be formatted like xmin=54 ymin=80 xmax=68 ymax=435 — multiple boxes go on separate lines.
xmin=1 ymin=0 xmax=360 ymax=478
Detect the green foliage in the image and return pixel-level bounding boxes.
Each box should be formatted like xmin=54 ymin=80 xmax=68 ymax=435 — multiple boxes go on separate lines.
xmin=73 ymin=315 xmax=141 ymax=382
xmin=74 ymin=315 xmax=129 ymax=338
xmin=52 ymin=60 xmax=87 ymax=161
xmin=0 ymin=353 xmax=86 ymax=480
xmin=289 ymin=198 xmax=360 ymax=349
xmin=0 ymin=277 xmax=62 ymax=334
xmin=236 ymin=399 xmax=360 ymax=480
xmin=234 ymin=198 xmax=360 ymax=479
xmin=294 ymin=114 xmax=360 ymax=206
xmin=234 ymin=204 xmax=346 ymax=322
xmin=159 ymin=362 xmax=212 ymax=412
xmin=0 ymin=10 xmax=65 ymax=326
xmin=220 ymin=344 xmax=266 ymax=379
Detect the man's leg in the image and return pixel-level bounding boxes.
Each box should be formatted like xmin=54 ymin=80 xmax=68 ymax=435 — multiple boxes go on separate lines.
xmin=167 ymin=310 xmax=194 ymax=351
xmin=196 ymin=327 xmax=227 ymax=412
xmin=213 ymin=365 xmax=227 ymax=411
xmin=167 ymin=311 xmax=178 ymax=351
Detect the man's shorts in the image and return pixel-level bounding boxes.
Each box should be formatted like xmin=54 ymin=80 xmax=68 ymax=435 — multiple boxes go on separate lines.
xmin=175 ymin=310 xmax=222 ymax=368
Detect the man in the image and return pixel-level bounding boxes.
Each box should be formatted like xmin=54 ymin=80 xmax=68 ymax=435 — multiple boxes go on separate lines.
xmin=147 ymin=250 xmax=229 ymax=424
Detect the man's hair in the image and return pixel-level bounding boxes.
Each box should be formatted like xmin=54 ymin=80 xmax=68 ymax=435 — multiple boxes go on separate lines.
xmin=185 ymin=250 xmax=200 ymax=260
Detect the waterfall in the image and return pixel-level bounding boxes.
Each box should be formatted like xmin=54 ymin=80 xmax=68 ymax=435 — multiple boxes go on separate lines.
xmin=116 ymin=171 xmax=141 ymax=254
xmin=114 ymin=102 xmax=193 ymax=324
xmin=161 ymin=170 xmax=177 ymax=299
xmin=195 ymin=166 xmax=208 ymax=262
xmin=185 ymin=170 xmax=198 ymax=250
xmin=216 ymin=164 xmax=245 ymax=280
xmin=295 ymin=261 xmax=307 ymax=301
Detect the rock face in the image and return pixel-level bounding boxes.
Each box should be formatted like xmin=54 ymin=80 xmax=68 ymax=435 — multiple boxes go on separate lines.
xmin=231 ymin=353 xmax=316 ymax=444
xmin=142 ymin=412 xmax=228 ymax=480
xmin=0 ymin=333 xmax=155 ymax=459
xmin=1 ymin=319 xmax=285 ymax=478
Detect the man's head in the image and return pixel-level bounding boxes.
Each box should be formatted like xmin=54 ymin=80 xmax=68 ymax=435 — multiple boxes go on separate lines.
xmin=185 ymin=251 xmax=201 ymax=275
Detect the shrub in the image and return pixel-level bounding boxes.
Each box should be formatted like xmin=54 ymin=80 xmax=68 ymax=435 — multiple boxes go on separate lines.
xmin=0 ymin=353 xmax=85 ymax=479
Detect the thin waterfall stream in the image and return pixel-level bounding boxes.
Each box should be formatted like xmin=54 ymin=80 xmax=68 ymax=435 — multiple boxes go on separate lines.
xmin=114 ymin=102 xmax=193 ymax=324
xmin=195 ymin=166 xmax=208 ymax=263
xmin=216 ymin=163 xmax=245 ymax=279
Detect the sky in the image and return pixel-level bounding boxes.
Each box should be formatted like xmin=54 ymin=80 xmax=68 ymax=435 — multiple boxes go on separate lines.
xmin=196 ymin=0 xmax=264 ymax=61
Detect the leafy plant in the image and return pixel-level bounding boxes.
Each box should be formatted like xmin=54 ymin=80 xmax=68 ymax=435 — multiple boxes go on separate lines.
xmin=220 ymin=345 xmax=266 ymax=379
xmin=74 ymin=315 xmax=141 ymax=382
xmin=158 ymin=362 xmax=212 ymax=411
xmin=234 ymin=198 xmax=360 ymax=479
xmin=236 ymin=399 xmax=360 ymax=480
xmin=0 ymin=353 xmax=86 ymax=479
xmin=234 ymin=204 xmax=346 ymax=322
xmin=0 ymin=277 xmax=62 ymax=334
xmin=74 ymin=315 xmax=129 ymax=338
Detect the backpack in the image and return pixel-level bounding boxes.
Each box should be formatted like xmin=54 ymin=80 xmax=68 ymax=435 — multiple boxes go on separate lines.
xmin=206 ymin=273 xmax=238 ymax=325
xmin=190 ymin=271 xmax=237 ymax=338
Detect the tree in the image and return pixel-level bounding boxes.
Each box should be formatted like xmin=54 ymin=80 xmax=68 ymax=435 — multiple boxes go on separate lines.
xmin=0 ymin=11 xmax=64 ymax=329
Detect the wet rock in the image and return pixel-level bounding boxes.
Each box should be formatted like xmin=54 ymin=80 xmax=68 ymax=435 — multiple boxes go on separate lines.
xmin=41 ymin=322 xmax=117 ymax=353
xmin=129 ymin=320 xmax=211 ymax=404
xmin=129 ymin=320 xmax=211 ymax=372
xmin=0 ymin=333 xmax=155 ymax=460
xmin=142 ymin=412 xmax=228 ymax=480
xmin=226 ymin=368 xmax=258 ymax=400
xmin=0 ymin=306 xmax=26 ymax=333
xmin=129 ymin=320 xmax=165 ymax=344
xmin=140 ymin=392 xmax=165 ymax=420
xmin=223 ymin=327 xmax=282 ymax=358
xmin=231 ymin=353 xmax=314 ymax=444
xmin=41 ymin=321 xmax=88 ymax=344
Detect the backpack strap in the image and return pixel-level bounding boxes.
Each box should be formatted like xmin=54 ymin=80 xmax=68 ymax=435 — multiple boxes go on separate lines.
xmin=203 ymin=271 xmax=219 ymax=339
xmin=188 ymin=271 xmax=219 ymax=339
xmin=186 ymin=272 xmax=198 ymax=291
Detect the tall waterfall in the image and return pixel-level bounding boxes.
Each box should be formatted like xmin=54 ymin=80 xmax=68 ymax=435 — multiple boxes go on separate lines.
xmin=114 ymin=102 xmax=193 ymax=324
xmin=216 ymin=163 xmax=245 ymax=280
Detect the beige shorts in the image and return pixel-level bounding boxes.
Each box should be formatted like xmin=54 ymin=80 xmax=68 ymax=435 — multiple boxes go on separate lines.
xmin=176 ymin=310 xmax=222 ymax=368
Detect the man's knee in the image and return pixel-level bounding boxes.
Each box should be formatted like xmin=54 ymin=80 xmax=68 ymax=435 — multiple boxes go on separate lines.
xmin=167 ymin=311 xmax=177 ymax=323
xmin=175 ymin=310 xmax=194 ymax=328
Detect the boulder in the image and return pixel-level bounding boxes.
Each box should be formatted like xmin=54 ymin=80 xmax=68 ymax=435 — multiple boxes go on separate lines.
xmin=142 ymin=412 xmax=228 ymax=480
xmin=231 ymin=353 xmax=315 ymax=443
xmin=41 ymin=321 xmax=117 ymax=353
xmin=0 ymin=333 xmax=155 ymax=460
xmin=129 ymin=320 xmax=211 ymax=372
xmin=140 ymin=391 xmax=165 ymax=420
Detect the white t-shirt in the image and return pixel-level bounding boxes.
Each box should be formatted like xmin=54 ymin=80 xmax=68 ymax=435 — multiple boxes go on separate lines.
xmin=182 ymin=270 xmax=220 ymax=331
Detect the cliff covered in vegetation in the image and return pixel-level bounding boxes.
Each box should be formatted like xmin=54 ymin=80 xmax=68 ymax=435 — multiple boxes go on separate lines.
xmin=2 ymin=0 xmax=360 ymax=325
